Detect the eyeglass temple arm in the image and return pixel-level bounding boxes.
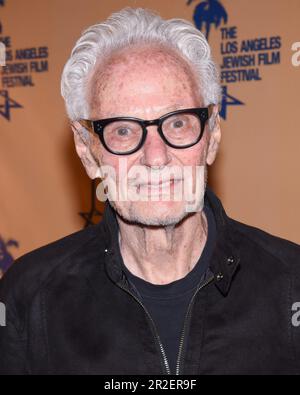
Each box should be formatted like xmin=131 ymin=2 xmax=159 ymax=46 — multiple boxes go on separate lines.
xmin=77 ymin=119 xmax=94 ymax=132
xmin=208 ymin=103 xmax=217 ymax=119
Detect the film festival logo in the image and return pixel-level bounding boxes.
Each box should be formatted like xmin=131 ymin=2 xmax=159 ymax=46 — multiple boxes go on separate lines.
xmin=0 ymin=18 xmax=23 ymax=121
xmin=187 ymin=0 xmax=228 ymax=40
xmin=187 ymin=0 xmax=282 ymax=119
xmin=0 ymin=0 xmax=49 ymax=121
xmin=0 ymin=0 xmax=22 ymax=120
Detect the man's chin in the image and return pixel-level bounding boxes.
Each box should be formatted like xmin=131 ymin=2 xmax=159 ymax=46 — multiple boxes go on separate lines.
xmin=113 ymin=200 xmax=190 ymax=227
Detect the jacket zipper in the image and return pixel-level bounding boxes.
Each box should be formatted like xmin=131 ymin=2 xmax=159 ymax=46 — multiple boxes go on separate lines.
xmin=175 ymin=273 xmax=215 ymax=375
xmin=117 ymin=279 xmax=172 ymax=375
xmin=117 ymin=273 xmax=214 ymax=375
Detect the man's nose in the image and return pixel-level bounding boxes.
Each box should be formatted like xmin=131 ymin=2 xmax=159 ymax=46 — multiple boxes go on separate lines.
xmin=140 ymin=126 xmax=171 ymax=168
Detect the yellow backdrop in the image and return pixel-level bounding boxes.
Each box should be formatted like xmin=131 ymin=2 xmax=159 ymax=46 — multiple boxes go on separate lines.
xmin=0 ymin=0 xmax=299 ymax=272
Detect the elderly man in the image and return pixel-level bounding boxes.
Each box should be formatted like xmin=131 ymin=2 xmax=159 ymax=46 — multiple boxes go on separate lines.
xmin=0 ymin=8 xmax=300 ymax=376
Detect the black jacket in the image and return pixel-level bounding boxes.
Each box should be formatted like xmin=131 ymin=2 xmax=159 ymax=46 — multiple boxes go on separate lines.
xmin=0 ymin=188 xmax=300 ymax=375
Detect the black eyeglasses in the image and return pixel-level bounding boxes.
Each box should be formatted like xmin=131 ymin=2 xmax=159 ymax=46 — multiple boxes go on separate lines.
xmin=79 ymin=105 xmax=214 ymax=155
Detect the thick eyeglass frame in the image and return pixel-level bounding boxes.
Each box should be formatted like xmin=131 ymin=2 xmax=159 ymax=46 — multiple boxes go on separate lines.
xmin=78 ymin=104 xmax=214 ymax=155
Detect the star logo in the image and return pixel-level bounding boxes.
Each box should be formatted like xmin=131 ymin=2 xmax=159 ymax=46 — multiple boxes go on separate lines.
xmin=79 ymin=180 xmax=103 ymax=227
xmin=220 ymin=86 xmax=244 ymax=120
xmin=79 ymin=209 xmax=102 ymax=228
xmin=0 ymin=234 xmax=19 ymax=278
xmin=0 ymin=90 xmax=22 ymax=121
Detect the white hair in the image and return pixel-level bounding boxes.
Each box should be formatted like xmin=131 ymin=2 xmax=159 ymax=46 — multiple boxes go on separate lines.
xmin=61 ymin=7 xmax=221 ymax=125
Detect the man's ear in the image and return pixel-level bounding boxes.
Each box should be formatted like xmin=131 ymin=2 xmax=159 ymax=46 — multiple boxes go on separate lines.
xmin=206 ymin=106 xmax=221 ymax=166
xmin=71 ymin=121 xmax=102 ymax=179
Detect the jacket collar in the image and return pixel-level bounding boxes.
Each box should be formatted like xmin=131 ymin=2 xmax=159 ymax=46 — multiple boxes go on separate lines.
xmin=101 ymin=187 xmax=241 ymax=296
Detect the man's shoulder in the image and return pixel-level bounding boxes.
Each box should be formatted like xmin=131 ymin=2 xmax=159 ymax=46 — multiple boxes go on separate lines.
xmin=229 ymin=217 xmax=300 ymax=269
xmin=0 ymin=221 xmax=106 ymax=305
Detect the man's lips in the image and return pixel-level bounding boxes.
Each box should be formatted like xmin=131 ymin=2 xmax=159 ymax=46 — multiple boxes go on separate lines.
xmin=137 ymin=179 xmax=182 ymax=188
xmin=133 ymin=179 xmax=184 ymax=197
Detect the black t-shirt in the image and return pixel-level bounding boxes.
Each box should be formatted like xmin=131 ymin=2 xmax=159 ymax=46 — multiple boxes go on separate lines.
xmin=121 ymin=200 xmax=217 ymax=374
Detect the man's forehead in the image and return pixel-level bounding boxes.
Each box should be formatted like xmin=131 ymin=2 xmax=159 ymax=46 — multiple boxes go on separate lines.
xmin=98 ymin=44 xmax=187 ymax=71
xmin=101 ymin=103 xmax=188 ymax=119
xmin=90 ymin=45 xmax=197 ymax=91
xmin=88 ymin=46 xmax=202 ymax=118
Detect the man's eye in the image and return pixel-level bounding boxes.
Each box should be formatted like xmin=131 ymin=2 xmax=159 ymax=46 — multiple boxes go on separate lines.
xmin=116 ymin=127 xmax=130 ymax=136
xmin=172 ymin=119 xmax=184 ymax=128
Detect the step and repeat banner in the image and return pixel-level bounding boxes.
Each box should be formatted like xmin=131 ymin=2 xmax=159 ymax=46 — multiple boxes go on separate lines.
xmin=0 ymin=0 xmax=299 ymax=275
